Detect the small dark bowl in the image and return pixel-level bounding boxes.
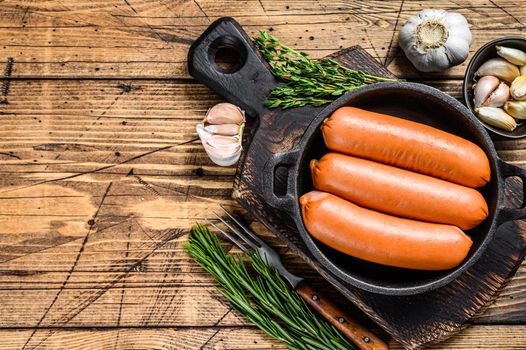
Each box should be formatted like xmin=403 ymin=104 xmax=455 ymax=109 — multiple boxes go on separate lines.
xmin=463 ymin=36 xmax=526 ymax=138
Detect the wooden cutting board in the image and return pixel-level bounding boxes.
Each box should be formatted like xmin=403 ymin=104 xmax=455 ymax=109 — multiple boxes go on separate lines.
xmin=188 ymin=17 xmax=526 ymax=349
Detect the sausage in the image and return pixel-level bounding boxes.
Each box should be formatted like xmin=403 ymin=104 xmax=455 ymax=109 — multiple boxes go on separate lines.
xmin=321 ymin=107 xmax=491 ymax=188
xmin=300 ymin=191 xmax=472 ymax=270
xmin=310 ymin=153 xmax=488 ymax=230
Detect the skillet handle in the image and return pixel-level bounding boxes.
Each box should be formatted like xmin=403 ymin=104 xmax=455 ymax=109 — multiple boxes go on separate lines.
xmin=498 ymin=158 xmax=526 ymax=223
xmin=262 ymin=149 xmax=300 ymax=214
xmin=187 ymin=17 xmax=276 ymax=118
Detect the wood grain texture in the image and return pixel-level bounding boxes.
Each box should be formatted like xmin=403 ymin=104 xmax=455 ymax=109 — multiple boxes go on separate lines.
xmin=1 ymin=325 xmax=525 ymax=350
xmin=2 ymin=0 xmax=526 ymax=349
xmin=0 ymin=0 xmax=523 ymax=78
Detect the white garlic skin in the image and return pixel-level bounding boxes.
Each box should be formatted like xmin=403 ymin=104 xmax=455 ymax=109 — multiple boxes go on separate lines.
xmin=475 ymin=58 xmax=520 ymax=83
xmin=204 ymin=103 xmax=245 ymax=125
xmin=473 ymin=76 xmax=499 ymax=107
xmin=197 ymin=102 xmax=245 ymax=167
xmin=399 ymin=9 xmax=472 ymax=72
xmin=475 ymin=107 xmax=517 ymax=132
xmin=496 ymin=45 xmax=526 ymax=66
xmin=483 ymin=81 xmax=510 ymax=107
xmin=504 ymin=100 xmax=526 ymax=119
xmin=510 ymin=75 xmax=526 ymax=100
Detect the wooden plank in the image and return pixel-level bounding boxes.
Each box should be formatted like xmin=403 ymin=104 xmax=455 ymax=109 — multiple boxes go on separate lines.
xmin=0 ymin=327 xmax=283 ymax=350
xmin=0 ymin=78 xmax=526 ymax=331
xmin=0 ymin=325 xmax=524 ymax=349
xmin=0 ymin=0 xmax=523 ymax=78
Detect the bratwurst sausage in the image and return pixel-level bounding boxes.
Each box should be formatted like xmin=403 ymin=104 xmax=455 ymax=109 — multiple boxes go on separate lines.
xmin=300 ymin=191 xmax=473 ymax=270
xmin=321 ymin=107 xmax=491 ymax=188
xmin=310 ymin=153 xmax=488 ymax=230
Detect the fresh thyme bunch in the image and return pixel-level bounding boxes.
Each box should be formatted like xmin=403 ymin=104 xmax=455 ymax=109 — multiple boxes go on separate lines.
xmin=185 ymin=224 xmax=356 ymax=350
xmin=254 ymin=31 xmax=397 ymax=109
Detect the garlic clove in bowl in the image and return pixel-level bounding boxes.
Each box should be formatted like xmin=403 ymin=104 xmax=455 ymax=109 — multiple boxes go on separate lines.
xmin=475 ymin=58 xmax=520 ymax=83
xmin=473 ymin=76 xmax=499 ymax=107
xmin=483 ymin=81 xmax=510 ymax=107
xmin=504 ymin=101 xmax=526 ymax=119
xmin=511 ymin=75 xmax=526 ymax=100
xmin=197 ymin=102 xmax=245 ymax=167
xmin=496 ymin=45 xmax=526 ymax=65
xmin=475 ymin=106 xmax=517 ymax=132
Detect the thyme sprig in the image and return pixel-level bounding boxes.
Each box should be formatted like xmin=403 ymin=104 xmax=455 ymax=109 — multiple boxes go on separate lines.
xmin=254 ymin=31 xmax=397 ymax=109
xmin=185 ymin=224 xmax=356 ymax=350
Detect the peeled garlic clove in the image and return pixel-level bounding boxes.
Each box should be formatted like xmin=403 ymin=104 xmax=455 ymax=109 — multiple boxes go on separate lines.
xmin=475 ymin=107 xmax=517 ymax=132
xmin=203 ymin=135 xmax=241 ymax=166
xmin=511 ymin=75 xmax=526 ymax=100
xmin=204 ymin=103 xmax=245 ymax=125
xmin=473 ymin=76 xmax=500 ymax=107
xmin=521 ymin=65 xmax=526 ymax=76
xmin=505 ymin=100 xmax=526 ymax=119
xmin=483 ymin=81 xmax=510 ymax=107
xmin=475 ymin=58 xmax=520 ymax=83
xmin=204 ymin=123 xmax=240 ymax=136
xmin=496 ymin=45 xmax=526 ymax=65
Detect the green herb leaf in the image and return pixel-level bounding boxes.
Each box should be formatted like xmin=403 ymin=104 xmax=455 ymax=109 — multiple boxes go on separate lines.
xmin=254 ymin=31 xmax=398 ymax=109
xmin=185 ymin=224 xmax=357 ymax=350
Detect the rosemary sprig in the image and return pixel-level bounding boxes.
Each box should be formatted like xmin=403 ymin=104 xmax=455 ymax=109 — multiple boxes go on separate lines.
xmin=254 ymin=31 xmax=397 ymax=109
xmin=185 ymin=224 xmax=356 ymax=350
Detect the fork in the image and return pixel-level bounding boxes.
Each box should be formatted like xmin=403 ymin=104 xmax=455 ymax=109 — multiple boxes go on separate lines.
xmin=208 ymin=205 xmax=388 ymax=350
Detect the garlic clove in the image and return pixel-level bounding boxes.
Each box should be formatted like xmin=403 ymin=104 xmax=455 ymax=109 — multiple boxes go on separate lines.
xmin=475 ymin=107 xmax=517 ymax=132
xmin=483 ymin=81 xmax=510 ymax=107
xmin=504 ymin=100 xmax=526 ymax=119
xmin=203 ymin=135 xmax=242 ymax=166
xmin=204 ymin=103 xmax=245 ymax=125
xmin=204 ymin=123 xmax=241 ymax=136
xmin=510 ymin=75 xmax=526 ymax=100
xmin=197 ymin=124 xmax=241 ymax=166
xmin=496 ymin=45 xmax=526 ymax=66
xmin=475 ymin=58 xmax=520 ymax=83
xmin=196 ymin=123 xmax=213 ymax=141
xmin=521 ymin=65 xmax=526 ymax=76
xmin=473 ymin=75 xmax=500 ymax=107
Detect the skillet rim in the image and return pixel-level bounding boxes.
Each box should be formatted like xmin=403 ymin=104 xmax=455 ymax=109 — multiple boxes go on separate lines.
xmin=288 ymin=81 xmax=503 ymax=296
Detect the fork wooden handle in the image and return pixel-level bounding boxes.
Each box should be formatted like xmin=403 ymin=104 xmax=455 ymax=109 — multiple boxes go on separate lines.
xmin=295 ymin=282 xmax=388 ymax=350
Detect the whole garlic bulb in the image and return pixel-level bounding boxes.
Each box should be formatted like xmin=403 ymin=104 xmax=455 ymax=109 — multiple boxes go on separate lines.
xmin=399 ymin=9 xmax=472 ymax=72
xmin=196 ymin=103 xmax=245 ymax=166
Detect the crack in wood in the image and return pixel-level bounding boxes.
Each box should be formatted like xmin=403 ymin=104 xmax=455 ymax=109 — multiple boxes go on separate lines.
xmin=383 ymin=0 xmax=404 ymax=67
xmin=0 ymin=137 xmax=199 ymax=194
xmin=17 ymin=213 xmax=184 ymax=349
xmin=488 ymin=0 xmax=525 ymax=27
xmin=192 ymin=0 xmax=210 ymax=23
xmin=21 ymin=182 xmax=113 ymax=350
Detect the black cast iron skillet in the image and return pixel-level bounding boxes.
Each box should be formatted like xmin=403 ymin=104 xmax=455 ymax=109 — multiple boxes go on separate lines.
xmin=263 ymin=82 xmax=526 ymax=295
xmin=188 ymin=17 xmax=526 ymax=296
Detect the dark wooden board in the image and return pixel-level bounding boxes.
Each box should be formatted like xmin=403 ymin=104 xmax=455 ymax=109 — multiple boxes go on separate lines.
xmin=188 ymin=17 xmax=526 ymax=349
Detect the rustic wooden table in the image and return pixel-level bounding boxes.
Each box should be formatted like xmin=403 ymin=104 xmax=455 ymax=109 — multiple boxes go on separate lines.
xmin=1 ymin=1 xmax=525 ymax=349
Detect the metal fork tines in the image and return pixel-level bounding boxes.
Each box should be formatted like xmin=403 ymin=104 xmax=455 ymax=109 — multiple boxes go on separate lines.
xmin=208 ymin=205 xmax=303 ymax=288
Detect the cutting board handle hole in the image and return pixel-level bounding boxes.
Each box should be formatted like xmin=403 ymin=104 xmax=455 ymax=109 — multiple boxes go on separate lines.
xmin=273 ymin=165 xmax=290 ymax=196
xmin=208 ymin=35 xmax=247 ymax=74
